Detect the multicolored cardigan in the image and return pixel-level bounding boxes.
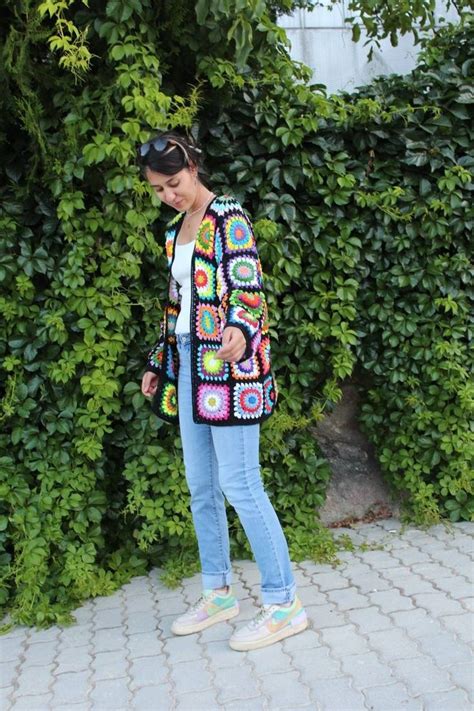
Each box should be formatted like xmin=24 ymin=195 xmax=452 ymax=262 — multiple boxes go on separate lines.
xmin=145 ymin=195 xmax=278 ymax=426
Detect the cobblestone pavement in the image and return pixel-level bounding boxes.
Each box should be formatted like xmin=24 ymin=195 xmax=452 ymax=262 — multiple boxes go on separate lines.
xmin=1 ymin=519 xmax=473 ymax=711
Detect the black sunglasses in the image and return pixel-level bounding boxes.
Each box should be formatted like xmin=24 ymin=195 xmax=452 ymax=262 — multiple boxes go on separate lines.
xmin=138 ymin=137 xmax=201 ymax=163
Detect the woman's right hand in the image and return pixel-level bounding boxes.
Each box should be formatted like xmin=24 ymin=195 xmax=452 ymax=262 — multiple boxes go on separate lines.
xmin=141 ymin=371 xmax=159 ymax=398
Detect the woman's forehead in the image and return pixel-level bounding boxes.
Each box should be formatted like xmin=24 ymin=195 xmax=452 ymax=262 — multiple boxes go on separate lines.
xmin=145 ymin=167 xmax=186 ymax=187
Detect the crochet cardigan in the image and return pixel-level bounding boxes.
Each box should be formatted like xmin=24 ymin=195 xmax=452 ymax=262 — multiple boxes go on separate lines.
xmin=145 ymin=195 xmax=278 ymax=426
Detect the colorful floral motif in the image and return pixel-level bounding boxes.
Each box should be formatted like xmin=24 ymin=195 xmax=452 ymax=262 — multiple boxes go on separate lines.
xmin=231 ymin=307 xmax=259 ymax=333
xmin=259 ymin=339 xmax=271 ymax=375
xmin=216 ymin=263 xmax=227 ymax=301
xmin=215 ymin=230 xmax=223 ymax=264
xmin=166 ymin=354 xmax=176 ymax=379
xmin=225 ymin=215 xmax=254 ymax=252
xmin=234 ymin=383 xmax=263 ymax=419
xmin=231 ymin=357 xmax=260 ymax=380
xmin=263 ymin=375 xmax=276 ymax=414
xmin=148 ymin=344 xmax=163 ymax=372
xmin=227 ymin=256 xmax=259 ymax=288
xmin=161 ymin=382 xmax=178 ymax=417
xmin=167 ymin=305 xmax=178 ymax=334
xmin=165 ymin=234 xmax=174 ymax=264
xmin=195 ymin=216 xmax=216 ymax=258
xmin=196 ymin=304 xmax=220 ymax=341
xmin=230 ymin=290 xmax=264 ymax=318
xmin=197 ymin=384 xmax=230 ymax=420
xmin=169 ymin=278 xmax=180 ymax=301
xmin=194 ymin=258 xmax=215 ymax=300
xmin=198 ymin=344 xmax=228 ymax=380
xmin=213 ymin=198 xmax=238 ymax=217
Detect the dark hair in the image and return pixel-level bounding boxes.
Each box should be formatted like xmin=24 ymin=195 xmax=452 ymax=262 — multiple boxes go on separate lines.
xmin=137 ymin=130 xmax=203 ymax=177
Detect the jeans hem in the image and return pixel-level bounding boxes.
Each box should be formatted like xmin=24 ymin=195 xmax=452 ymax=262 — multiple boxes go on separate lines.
xmin=202 ymin=569 xmax=233 ymax=590
xmin=261 ymin=580 xmax=297 ymax=605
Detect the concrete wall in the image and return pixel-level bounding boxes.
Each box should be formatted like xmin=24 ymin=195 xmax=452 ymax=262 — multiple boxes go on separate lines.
xmin=279 ymin=1 xmax=460 ymax=94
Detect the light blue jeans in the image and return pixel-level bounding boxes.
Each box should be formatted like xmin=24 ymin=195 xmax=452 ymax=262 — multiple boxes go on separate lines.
xmin=177 ymin=333 xmax=297 ymax=605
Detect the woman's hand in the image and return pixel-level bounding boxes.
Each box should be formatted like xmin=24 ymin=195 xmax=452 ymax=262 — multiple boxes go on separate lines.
xmin=216 ymin=326 xmax=247 ymax=362
xmin=142 ymin=371 xmax=159 ymax=398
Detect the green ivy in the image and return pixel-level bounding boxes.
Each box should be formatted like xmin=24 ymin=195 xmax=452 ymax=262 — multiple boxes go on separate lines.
xmin=350 ymin=25 xmax=474 ymax=524
xmin=0 ymin=1 xmax=472 ymax=629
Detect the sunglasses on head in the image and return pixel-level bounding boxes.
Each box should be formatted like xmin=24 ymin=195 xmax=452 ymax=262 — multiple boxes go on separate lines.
xmin=138 ymin=136 xmax=201 ymax=163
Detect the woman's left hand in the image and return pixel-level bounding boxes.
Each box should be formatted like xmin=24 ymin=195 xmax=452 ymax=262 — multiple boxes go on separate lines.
xmin=216 ymin=326 xmax=247 ymax=362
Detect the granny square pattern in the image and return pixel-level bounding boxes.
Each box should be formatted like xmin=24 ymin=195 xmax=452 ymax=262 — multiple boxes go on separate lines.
xmin=197 ymin=384 xmax=231 ymax=421
xmin=196 ymin=304 xmax=221 ymax=341
xmin=224 ymin=215 xmax=254 ymax=252
xmin=259 ymin=339 xmax=271 ymax=375
xmin=152 ymin=381 xmax=178 ymax=420
xmin=194 ymin=258 xmax=215 ymax=301
xmin=147 ymin=195 xmax=278 ymax=426
xmin=263 ymin=375 xmax=277 ymax=415
xmin=227 ymin=255 xmax=260 ymax=289
xmin=231 ymin=357 xmax=260 ymax=380
xmin=197 ymin=344 xmax=229 ymax=381
xmin=195 ymin=216 xmax=216 ymax=259
xmin=234 ymin=383 xmax=264 ymax=419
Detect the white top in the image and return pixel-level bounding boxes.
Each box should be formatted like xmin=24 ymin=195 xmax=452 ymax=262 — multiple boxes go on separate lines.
xmin=171 ymin=240 xmax=195 ymax=334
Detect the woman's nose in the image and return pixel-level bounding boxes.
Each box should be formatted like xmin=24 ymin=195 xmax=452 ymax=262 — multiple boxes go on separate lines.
xmin=163 ymin=189 xmax=176 ymax=204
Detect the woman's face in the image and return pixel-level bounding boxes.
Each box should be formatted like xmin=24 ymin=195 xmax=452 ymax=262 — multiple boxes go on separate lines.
xmin=145 ymin=165 xmax=197 ymax=212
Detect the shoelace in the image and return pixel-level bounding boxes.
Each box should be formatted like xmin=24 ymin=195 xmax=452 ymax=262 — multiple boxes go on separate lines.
xmin=188 ymin=591 xmax=215 ymax=613
xmin=249 ymin=601 xmax=295 ymax=628
xmin=249 ymin=604 xmax=279 ymax=628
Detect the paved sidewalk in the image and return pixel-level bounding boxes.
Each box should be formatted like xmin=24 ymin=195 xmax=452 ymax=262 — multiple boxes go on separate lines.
xmin=1 ymin=519 xmax=473 ymax=710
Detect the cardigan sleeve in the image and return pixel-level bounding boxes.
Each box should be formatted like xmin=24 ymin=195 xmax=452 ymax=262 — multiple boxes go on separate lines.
xmin=145 ymin=314 xmax=165 ymax=375
xmin=220 ymin=203 xmax=267 ymax=362
xmin=144 ymin=213 xmax=180 ymax=375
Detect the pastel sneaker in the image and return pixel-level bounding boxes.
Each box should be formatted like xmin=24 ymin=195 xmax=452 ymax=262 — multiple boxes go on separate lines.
xmin=229 ymin=595 xmax=308 ymax=651
xmin=171 ymin=587 xmax=239 ymax=635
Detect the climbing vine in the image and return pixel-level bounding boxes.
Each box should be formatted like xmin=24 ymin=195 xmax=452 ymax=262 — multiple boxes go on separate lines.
xmin=0 ymin=1 xmax=472 ymax=628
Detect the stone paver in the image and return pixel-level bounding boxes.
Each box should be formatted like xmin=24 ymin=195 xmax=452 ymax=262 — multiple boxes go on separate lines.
xmin=363 ymin=682 xmax=422 ymax=710
xmin=50 ymin=669 xmax=91 ymax=705
xmin=214 ymin=663 xmax=261 ymax=703
xmin=422 ymin=688 xmax=471 ymax=710
xmin=0 ymin=519 xmax=472 ymax=710
xmin=259 ymin=669 xmax=312 ymax=707
xmin=89 ymin=676 xmax=131 ymax=709
xmin=309 ymin=675 xmax=368 ymax=710
xmin=91 ymin=649 xmax=129 ymax=681
xmin=170 ymin=658 xmax=213 ymax=695
xmin=291 ymin=645 xmax=342 ymax=681
xmin=131 ymin=683 xmax=174 ymax=709
xmin=20 ymin=641 xmax=58 ymax=668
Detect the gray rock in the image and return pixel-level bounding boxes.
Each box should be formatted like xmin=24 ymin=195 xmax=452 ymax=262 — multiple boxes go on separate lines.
xmin=313 ymin=382 xmax=400 ymax=525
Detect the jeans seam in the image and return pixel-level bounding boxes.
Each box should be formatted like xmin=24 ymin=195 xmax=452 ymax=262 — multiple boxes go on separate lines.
xmin=240 ymin=426 xmax=286 ymax=592
xmin=206 ymin=426 xmax=228 ymax=579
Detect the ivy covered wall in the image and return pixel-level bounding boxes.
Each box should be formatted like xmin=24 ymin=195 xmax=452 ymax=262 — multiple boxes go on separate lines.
xmin=0 ymin=1 xmax=472 ymax=628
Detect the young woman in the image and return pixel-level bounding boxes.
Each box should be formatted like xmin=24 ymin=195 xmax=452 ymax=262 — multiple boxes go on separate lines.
xmin=138 ymin=131 xmax=308 ymax=651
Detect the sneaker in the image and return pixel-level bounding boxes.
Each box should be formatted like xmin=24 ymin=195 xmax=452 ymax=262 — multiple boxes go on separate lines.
xmin=229 ymin=595 xmax=308 ymax=651
xmin=171 ymin=587 xmax=239 ymax=635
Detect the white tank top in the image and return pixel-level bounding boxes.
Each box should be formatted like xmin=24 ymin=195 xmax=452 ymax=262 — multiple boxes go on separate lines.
xmin=171 ymin=240 xmax=195 ymax=334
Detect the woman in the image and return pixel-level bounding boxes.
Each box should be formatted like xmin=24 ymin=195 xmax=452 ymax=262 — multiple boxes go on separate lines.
xmin=138 ymin=131 xmax=308 ymax=651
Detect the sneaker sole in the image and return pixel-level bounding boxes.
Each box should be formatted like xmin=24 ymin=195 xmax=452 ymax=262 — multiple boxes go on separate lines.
xmin=229 ymin=617 xmax=309 ymax=651
xmin=171 ymin=604 xmax=240 ymax=635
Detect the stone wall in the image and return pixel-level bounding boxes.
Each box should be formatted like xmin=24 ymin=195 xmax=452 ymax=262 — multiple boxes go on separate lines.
xmin=314 ymin=382 xmax=400 ymax=525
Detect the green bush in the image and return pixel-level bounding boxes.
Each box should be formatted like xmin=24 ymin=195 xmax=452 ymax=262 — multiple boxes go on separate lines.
xmin=198 ymin=19 xmax=473 ymax=525
xmin=348 ymin=25 xmax=474 ymax=525
xmin=0 ymin=1 xmax=472 ymax=628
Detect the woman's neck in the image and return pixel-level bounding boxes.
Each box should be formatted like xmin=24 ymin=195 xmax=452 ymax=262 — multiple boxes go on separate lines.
xmin=186 ymin=185 xmax=214 ymax=216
